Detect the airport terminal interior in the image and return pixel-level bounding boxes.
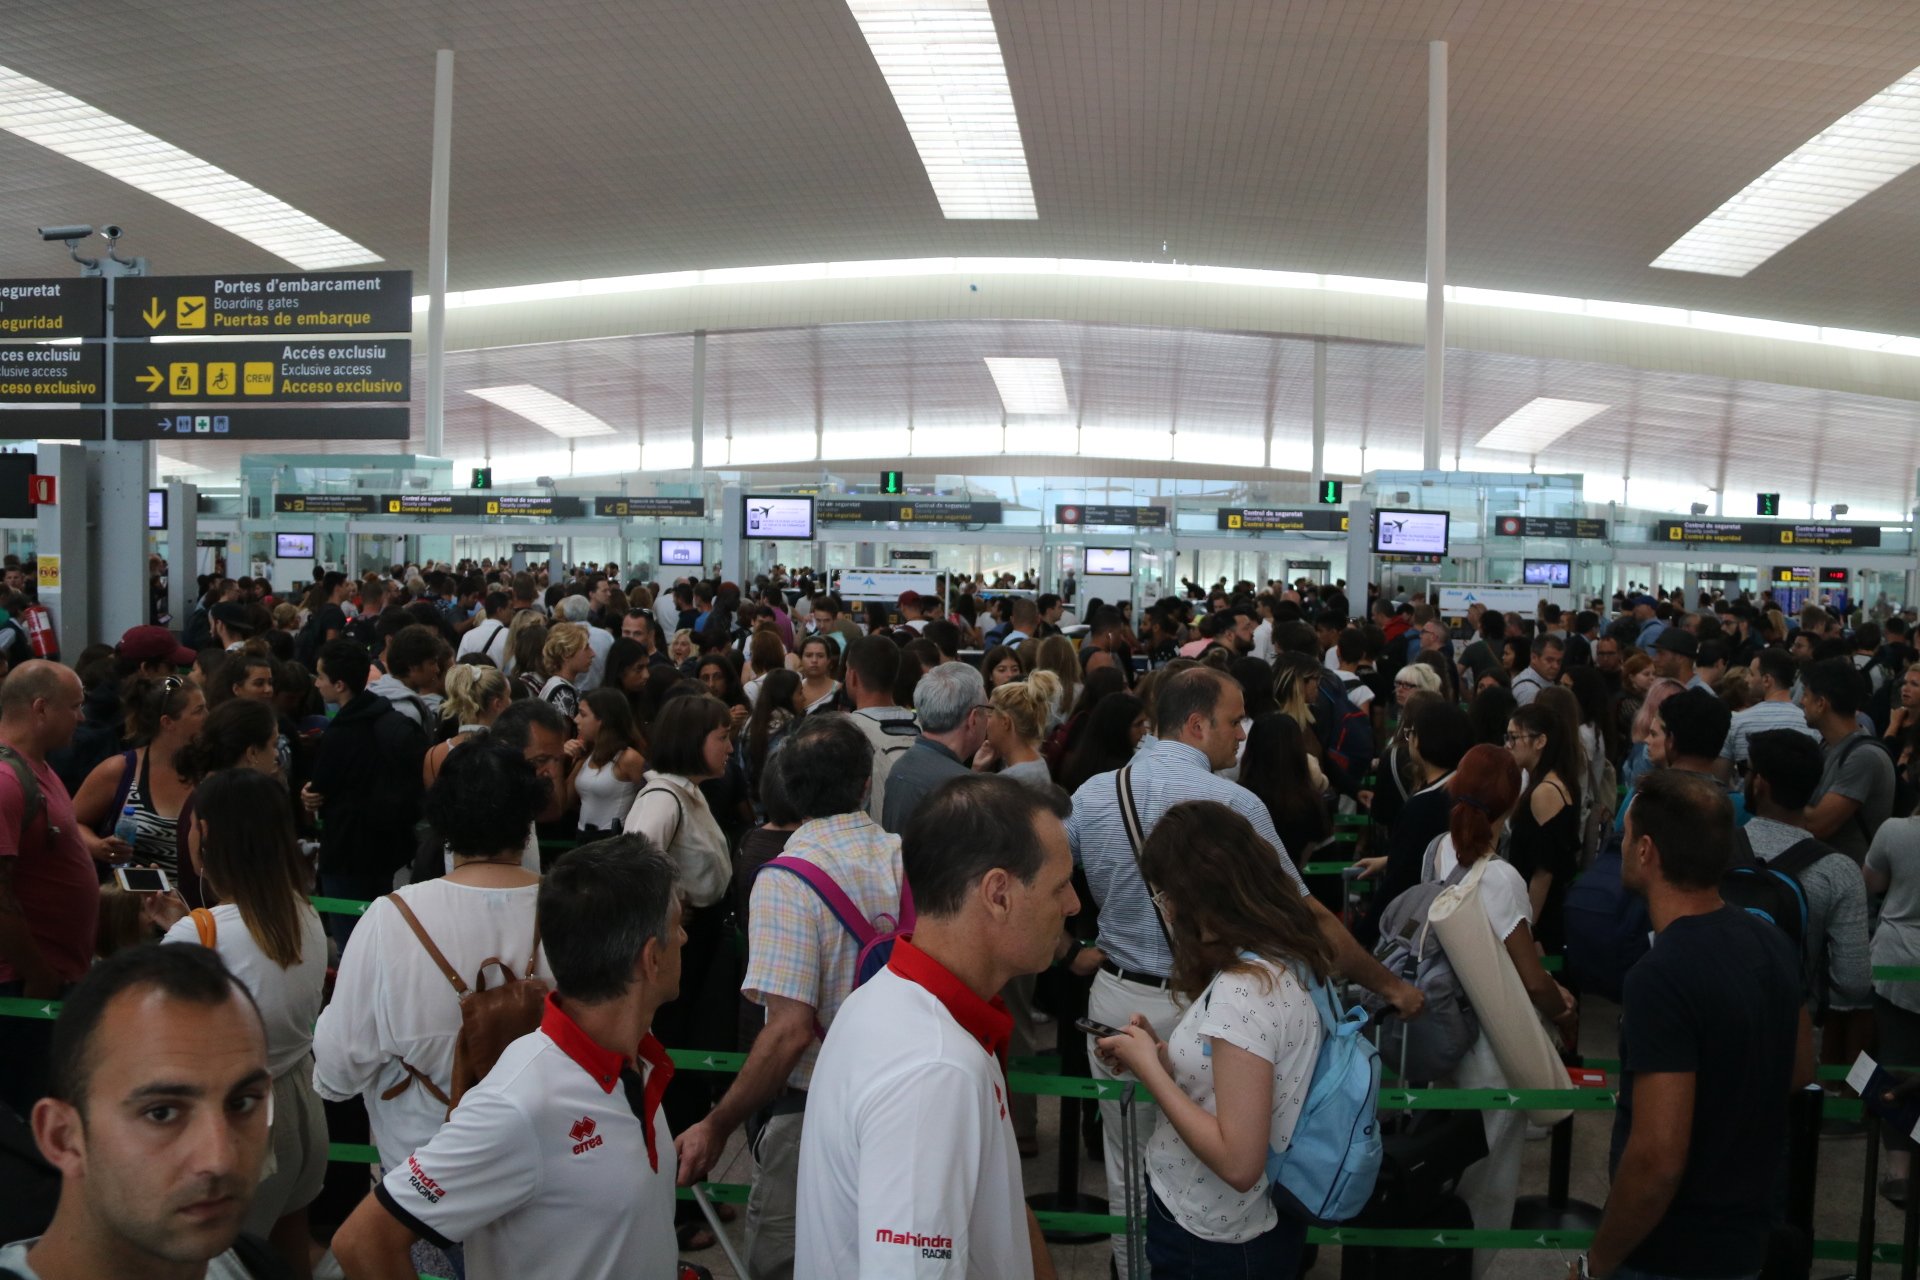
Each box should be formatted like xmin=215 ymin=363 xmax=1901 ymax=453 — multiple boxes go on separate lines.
xmin=3 ymin=2 xmax=1920 ymax=1278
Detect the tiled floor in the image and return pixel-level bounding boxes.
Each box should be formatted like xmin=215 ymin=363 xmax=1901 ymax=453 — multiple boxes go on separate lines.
xmin=680 ymin=999 xmax=1917 ymax=1278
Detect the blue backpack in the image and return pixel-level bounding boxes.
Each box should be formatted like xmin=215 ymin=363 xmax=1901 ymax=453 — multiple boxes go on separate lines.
xmin=1246 ymin=960 xmax=1384 ymax=1224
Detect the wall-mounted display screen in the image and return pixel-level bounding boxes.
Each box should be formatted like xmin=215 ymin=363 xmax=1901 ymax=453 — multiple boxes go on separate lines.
xmin=1372 ymin=508 xmax=1449 ymax=556
xmin=275 ymin=532 xmax=315 ymax=559
xmin=658 ymin=538 xmax=704 ymax=566
xmin=1084 ymin=547 xmax=1132 ymax=576
xmin=743 ymin=495 xmax=814 ymax=540
xmin=146 ymin=488 xmax=168 ymax=530
xmin=1522 ymin=559 xmax=1571 ymax=587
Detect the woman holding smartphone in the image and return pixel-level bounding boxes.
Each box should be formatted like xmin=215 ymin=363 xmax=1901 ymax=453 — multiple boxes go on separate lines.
xmin=1094 ymin=799 xmax=1331 ymax=1279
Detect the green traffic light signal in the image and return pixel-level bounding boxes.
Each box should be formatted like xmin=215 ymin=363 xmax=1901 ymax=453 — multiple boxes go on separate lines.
xmin=1757 ymin=492 xmax=1779 ymax=516
xmin=471 ymin=467 xmax=492 ymax=490
xmin=1318 ymin=480 xmax=1343 ymax=504
xmin=881 ymin=470 xmax=903 ymax=495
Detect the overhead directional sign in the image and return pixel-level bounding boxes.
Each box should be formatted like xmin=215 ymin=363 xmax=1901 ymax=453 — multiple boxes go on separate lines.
xmin=817 ymin=498 xmax=1002 ymax=524
xmin=0 ymin=279 xmax=105 ymax=339
xmin=481 ymin=495 xmax=585 ymax=518
xmin=383 ymin=494 xmax=478 ymax=517
xmin=1054 ymin=504 xmax=1168 ymax=528
xmin=115 ymin=408 xmax=409 ymax=442
xmin=273 ymin=493 xmax=379 ymax=516
xmin=594 ymin=496 xmax=707 ymax=518
xmin=114 ymin=271 xmax=414 ymax=337
xmin=1492 ymin=516 xmax=1609 ymax=539
xmin=1653 ymin=518 xmax=1880 ymax=549
xmin=1216 ymin=507 xmax=1348 ymax=532
xmin=0 ymin=410 xmax=106 ymax=441
xmin=0 ymin=344 xmax=105 ymax=403
xmin=114 ymin=340 xmax=410 ymax=403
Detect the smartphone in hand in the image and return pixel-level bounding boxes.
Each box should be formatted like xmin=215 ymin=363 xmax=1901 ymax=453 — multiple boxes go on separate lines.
xmin=114 ymin=866 xmax=171 ymax=894
xmin=1073 ymin=1016 xmax=1124 ymax=1040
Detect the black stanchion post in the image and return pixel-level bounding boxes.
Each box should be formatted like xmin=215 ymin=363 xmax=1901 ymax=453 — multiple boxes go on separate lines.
xmin=1855 ymin=1134 xmax=1879 ymax=1280
xmin=1512 ymin=1115 xmax=1603 ymax=1230
xmin=1026 ymin=1023 xmax=1109 ymax=1244
xmin=1903 ymin=1184 xmax=1917 ymax=1280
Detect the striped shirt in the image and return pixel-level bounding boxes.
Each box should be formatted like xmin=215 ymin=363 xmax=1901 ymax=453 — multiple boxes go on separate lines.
xmin=1722 ymin=698 xmax=1819 ymax=767
xmin=1066 ymin=737 xmax=1309 ymax=976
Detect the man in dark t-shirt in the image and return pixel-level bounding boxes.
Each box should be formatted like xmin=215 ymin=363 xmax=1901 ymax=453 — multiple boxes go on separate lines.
xmin=1577 ymin=770 xmax=1811 ymax=1280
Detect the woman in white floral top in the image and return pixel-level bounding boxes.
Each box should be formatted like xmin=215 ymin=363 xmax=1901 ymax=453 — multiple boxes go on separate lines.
xmin=1095 ymin=800 xmax=1330 ymax=1279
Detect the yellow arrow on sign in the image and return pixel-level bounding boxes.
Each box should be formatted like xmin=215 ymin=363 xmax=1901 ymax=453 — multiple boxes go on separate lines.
xmin=141 ymin=298 xmax=165 ymax=329
xmin=137 ymin=366 xmax=164 ymax=392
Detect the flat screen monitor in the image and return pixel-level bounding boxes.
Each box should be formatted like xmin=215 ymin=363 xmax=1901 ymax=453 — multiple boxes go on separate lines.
xmin=743 ymin=495 xmax=814 ymax=540
xmin=1522 ymin=559 xmax=1570 ymax=587
xmin=146 ymin=488 xmax=167 ymax=530
xmin=1084 ymin=547 xmax=1132 ymax=576
xmin=275 ymin=532 xmax=315 ymax=559
xmin=658 ymin=538 xmax=704 ymax=566
xmin=1372 ymin=508 xmax=1449 ymax=557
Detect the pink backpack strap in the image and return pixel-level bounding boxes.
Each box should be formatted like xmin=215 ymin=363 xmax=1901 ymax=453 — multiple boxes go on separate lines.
xmin=760 ymin=857 xmax=877 ymax=946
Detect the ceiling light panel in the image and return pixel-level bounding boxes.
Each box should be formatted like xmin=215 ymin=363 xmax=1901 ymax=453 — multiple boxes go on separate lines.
xmin=467 ymin=385 xmax=617 ymax=438
xmin=984 ymin=357 xmax=1068 ymax=414
xmin=0 ymin=64 xmax=379 ymax=270
xmin=1652 ymin=66 xmax=1920 ymax=276
xmin=845 ymin=0 xmax=1037 ymax=219
xmin=1476 ymin=397 xmax=1610 ymax=453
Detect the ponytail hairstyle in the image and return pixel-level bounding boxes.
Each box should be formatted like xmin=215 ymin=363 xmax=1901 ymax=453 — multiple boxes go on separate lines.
xmin=509 ymin=620 xmax=549 ymax=684
xmin=122 ymin=673 xmax=202 ymax=746
xmin=1446 ymin=743 xmax=1522 ymax=865
xmin=173 ymin=698 xmax=277 ymax=782
xmin=195 ymin=768 xmax=315 ymax=969
xmin=442 ymin=663 xmax=509 ymax=726
xmin=991 ymin=671 xmax=1058 ymax=747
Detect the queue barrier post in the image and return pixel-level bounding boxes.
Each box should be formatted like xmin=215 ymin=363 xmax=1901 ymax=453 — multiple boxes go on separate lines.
xmin=1025 ymin=1029 xmax=1110 ymax=1244
xmin=1784 ymin=1085 xmax=1823 ymax=1255
xmin=1510 ymin=1114 xmax=1603 ymax=1232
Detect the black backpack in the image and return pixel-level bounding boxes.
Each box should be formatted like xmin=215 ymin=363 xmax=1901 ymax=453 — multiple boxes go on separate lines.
xmin=1720 ymin=836 xmax=1828 ymax=994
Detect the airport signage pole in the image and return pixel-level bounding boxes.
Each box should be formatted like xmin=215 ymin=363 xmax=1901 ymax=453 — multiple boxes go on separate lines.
xmin=425 ymin=49 xmax=454 ymax=460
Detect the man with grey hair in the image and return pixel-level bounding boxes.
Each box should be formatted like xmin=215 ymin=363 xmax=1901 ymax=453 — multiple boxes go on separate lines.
xmin=676 ymin=713 xmax=904 ymax=1280
xmin=881 ymin=660 xmax=990 ymax=834
xmin=552 ymin=592 xmax=612 ymax=693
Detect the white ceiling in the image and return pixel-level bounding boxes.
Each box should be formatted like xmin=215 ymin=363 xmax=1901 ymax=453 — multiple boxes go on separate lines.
xmin=129 ymin=319 xmax=1920 ymax=518
xmin=5 ymin=0 xmax=1920 ymax=512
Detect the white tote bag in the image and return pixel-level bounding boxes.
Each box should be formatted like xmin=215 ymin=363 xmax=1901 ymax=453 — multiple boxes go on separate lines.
xmin=1427 ymin=856 xmax=1573 ymax=1127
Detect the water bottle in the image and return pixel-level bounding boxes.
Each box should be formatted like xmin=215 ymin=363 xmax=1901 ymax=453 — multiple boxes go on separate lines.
xmin=114 ymin=804 xmax=140 ymax=853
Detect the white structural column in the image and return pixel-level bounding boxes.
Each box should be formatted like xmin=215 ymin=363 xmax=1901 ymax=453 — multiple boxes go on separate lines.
xmin=1311 ymin=338 xmax=1327 ymax=488
xmin=425 ymin=49 xmax=455 ymax=458
xmin=1423 ymin=40 xmax=1447 ymax=472
xmin=690 ymin=329 xmax=707 ymax=476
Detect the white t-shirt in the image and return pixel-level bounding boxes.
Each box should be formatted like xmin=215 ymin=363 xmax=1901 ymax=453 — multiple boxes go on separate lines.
xmin=796 ymin=956 xmax=1032 ymax=1280
xmin=164 ymin=902 xmax=327 ymax=1079
xmin=1146 ymin=956 xmax=1321 ymax=1243
xmin=458 ymin=618 xmax=511 ymax=664
xmin=0 ymin=1241 xmax=250 ymax=1280
xmin=1334 ymin=670 xmax=1373 ymax=710
xmin=312 ymin=880 xmax=551 ymax=1172
xmin=1429 ymin=837 xmax=1534 ymax=942
xmin=623 ymin=772 xmax=731 ymax=908
xmin=374 ymin=1002 xmax=676 ymax=1280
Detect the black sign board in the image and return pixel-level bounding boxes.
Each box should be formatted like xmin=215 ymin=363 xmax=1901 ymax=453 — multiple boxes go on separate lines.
xmin=0 ymin=278 xmax=104 ymax=339
xmin=1285 ymin=559 xmax=1333 ymax=571
xmin=115 ymin=271 xmax=414 ymax=337
xmin=115 ymin=407 xmax=409 ymax=442
xmin=0 ymin=455 xmax=33 ymax=520
xmin=113 ymin=340 xmax=410 ymax=403
xmin=381 ymin=494 xmax=479 ymax=517
xmin=1216 ymin=507 xmax=1349 ymax=533
xmin=594 ymin=496 xmax=707 ymax=518
xmin=1654 ymin=519 xmax=1880 ymax=549
xmin=817 ymin=499 xmax=1003 ymax=525
xmin=1821 ymin=567 xmax=1850 ymax=584
xmin=273 ymin=493 xmax=378 ymax=516
xmin=480 ymin=495 xmax=585 ymax=518
xmin=1492 ymin=515 xmax=1609 ymax=540
xmin=0 ymin=410 xmax=106 ymax=441
xmin=1054 ymin=504 xmax=1167 ymax=528
xmin=1694 ymin=571 xmax=1747 ymax=582
xmin=0 ymin=344 xmax=104 ymax=403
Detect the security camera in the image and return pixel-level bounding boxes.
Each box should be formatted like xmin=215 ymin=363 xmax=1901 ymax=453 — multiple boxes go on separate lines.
xmin=37 ymin=225 xmax=93 ymax=242
xmin=1831 ymin=504 xmax=1849 ymax=518
xmin=102 ymin=225 xmax=124 ymax=240
xmin=1690 ymin=502 xmax=1708 ymax=515
xmin=535 ymin=475 xmax=555 ymax=488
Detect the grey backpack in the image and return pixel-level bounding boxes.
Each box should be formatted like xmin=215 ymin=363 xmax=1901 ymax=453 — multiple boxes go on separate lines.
xmin=1363 ymin=835 xmax=1479 ymax=1083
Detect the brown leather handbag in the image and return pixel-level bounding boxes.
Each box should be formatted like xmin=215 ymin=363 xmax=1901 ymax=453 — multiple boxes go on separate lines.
xmin=380 ymin=895 xmax=548 ymax=1112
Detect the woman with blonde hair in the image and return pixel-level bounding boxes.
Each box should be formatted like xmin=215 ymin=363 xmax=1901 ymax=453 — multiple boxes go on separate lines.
xmin=502 ymin=608 xmax=545 ymax=678
xmin=1030 ymin=635 xmax=1081 ymax=729
xmin=1270 ymin=652 xmax=1324 ymax=740
xmin=982 ymin=670 xmax=1061 ymax=788
xmin=539 ymin=621 xmax=592 ymax=718
xmin=423 ymin=663 xmax=511 ymax=786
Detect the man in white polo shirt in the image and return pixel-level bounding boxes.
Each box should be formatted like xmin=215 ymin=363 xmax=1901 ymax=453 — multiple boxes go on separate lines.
xmin=331 ymin=836 xmax=686 ymax=1280
xmin=797 ymin=774 xmax=1077 ymax=1280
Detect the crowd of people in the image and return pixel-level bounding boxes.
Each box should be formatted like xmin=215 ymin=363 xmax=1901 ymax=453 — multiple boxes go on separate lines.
xmin=0 ymin=558 xmax=1911 ymax=1280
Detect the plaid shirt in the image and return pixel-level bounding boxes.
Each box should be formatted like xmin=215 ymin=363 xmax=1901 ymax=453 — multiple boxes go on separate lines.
xmin=742 ymin=810 xmax=905 ymax=1090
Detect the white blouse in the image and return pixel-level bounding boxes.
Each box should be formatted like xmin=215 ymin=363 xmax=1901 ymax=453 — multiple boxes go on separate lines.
xmin=623 ymin=771 xmax=731 ymax=908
